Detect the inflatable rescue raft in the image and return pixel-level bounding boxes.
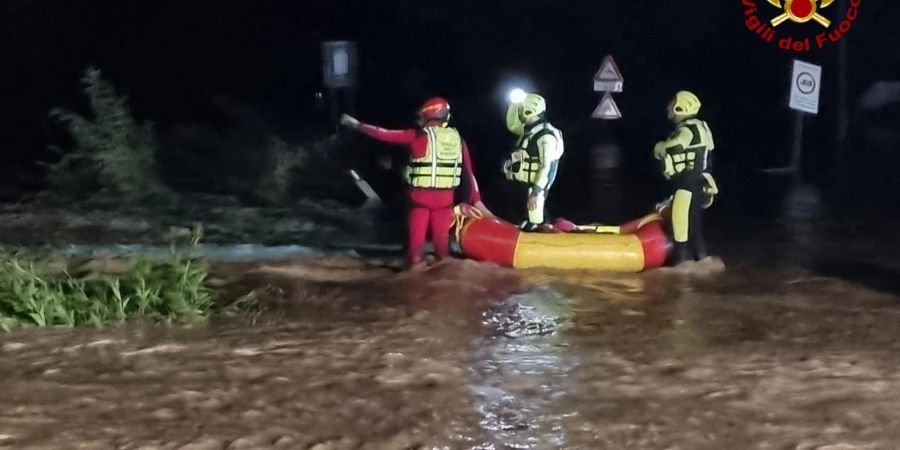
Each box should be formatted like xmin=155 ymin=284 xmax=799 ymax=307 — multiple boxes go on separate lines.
xmin=453 ymin=207 xmax=672 ymax=272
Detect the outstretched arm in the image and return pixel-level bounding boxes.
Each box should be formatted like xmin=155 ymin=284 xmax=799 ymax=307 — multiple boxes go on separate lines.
xmin=358 ymin=124 xmax=418 ymax=144
xmin=341 ymin=113 xmax=417 ymax=145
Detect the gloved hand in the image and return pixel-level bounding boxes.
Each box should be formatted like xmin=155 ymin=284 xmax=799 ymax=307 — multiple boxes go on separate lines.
xmin=473 ymin=200 xmax=495 ymax=218
xmin=702 ymin=172 xmax=719 ymax=209
xmin=340 ymin=113 xmax=360 ymax=129
xmin=502 ymin=159 xmax=513 ymax=180
xmin=702 ymin=172 xmax=719 ymax=195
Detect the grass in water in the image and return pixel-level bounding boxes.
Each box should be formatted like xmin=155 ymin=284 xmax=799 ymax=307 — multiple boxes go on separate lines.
xmin=0 ymin=250 xmax=213 ymax=332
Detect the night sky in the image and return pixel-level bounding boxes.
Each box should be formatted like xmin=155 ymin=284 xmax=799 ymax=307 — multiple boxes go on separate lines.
xmin=1 ymin=0 xmax=898 ymax=216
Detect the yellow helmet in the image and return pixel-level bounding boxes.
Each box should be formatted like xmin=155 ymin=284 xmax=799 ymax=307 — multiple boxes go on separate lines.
xmin=672 ymin=91 xmax=701 ymax=117
xmin=506 ymin=93 xmax=547 ymax=134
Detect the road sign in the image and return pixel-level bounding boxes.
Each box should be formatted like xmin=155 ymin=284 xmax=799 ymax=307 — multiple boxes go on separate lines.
xmin=593 ymin=55 xmax=624 ymax=92
xmin=592 ymin=92 xmax=622 ymax=119
xmin=789 ymin=59 xmax=822 ymax=114
xmin=322 ymin=41 xmax=358 ymax=89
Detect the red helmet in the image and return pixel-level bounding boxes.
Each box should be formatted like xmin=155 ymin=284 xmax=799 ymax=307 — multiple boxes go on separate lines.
xmin=417 ymin=97 xmax=451 ymax=122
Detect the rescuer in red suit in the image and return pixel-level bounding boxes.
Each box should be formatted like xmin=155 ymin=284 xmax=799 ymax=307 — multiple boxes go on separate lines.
xmin=340 ymin=97 xmax=493 ymax=269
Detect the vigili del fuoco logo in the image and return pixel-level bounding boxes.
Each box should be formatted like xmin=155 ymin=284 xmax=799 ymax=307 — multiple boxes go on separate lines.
xmin=742 ymin=0 xmax=862 ymax=51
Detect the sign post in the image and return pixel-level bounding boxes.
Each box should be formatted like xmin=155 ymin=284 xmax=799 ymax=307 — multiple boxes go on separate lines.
xmin=322 ymin=41 xmax=358 ymax=128
xmin=789 ymin=59 xmax=822 ymax=115
xmin=588 ymin=55 xmax=624 ymax=219
xmin=788 ymin=59 xmax=822 ymax=182
xmin=593 ymin=55 xmax=624 ymax=93
xmin=763 ymin=59 xmax=822 ymax=179
xmin=592 ymin=55 xmax=623 ymax=120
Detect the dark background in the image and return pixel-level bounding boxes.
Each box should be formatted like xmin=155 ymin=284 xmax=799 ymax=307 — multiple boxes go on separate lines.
xmin=1 ymin=0 xmax=898 ymax=221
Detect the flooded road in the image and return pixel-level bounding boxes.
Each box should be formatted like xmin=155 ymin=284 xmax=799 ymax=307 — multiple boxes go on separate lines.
xmin=3 ymin=220 xmax=900 ymax=449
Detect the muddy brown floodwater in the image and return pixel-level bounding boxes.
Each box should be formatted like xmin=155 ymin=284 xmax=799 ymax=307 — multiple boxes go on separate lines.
xmin=4 ymin=220 xmax=900 ymax=449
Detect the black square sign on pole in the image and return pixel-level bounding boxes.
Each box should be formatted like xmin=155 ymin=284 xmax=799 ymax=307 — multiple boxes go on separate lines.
xmin=322 ymin=41 xmax=358 ymax=127
xmin=322 ymin=41 xmax=358 ymax=89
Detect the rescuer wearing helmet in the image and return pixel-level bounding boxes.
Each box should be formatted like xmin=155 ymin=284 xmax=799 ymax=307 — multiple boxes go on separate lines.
xmin=502 ymin=92 xmax=565 ymax=231
xmin=653 ymin=90 xmax=717 ymax=264
xmin=340 ymin=97 xmax=492 ymax=269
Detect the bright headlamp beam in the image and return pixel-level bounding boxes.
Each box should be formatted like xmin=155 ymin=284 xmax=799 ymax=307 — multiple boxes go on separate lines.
xmin=509 ymin=88 xmax=527 ymax=104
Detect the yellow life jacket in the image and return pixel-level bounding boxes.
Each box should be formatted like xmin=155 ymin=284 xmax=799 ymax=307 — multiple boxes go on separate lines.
xmin=503 ymin=122 xmax=563 ymax=184
xmin=660 ymin=118 xmax=715 ymax=178
xmin=406 ymin=126 xmax=463 ymax=189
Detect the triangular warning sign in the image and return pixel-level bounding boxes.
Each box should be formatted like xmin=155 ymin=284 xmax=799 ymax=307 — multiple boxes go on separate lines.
xmin=593 ymin=55 xmax=624 ymax=92
xmin=592 ymin=93 xmax=622 ymax=120
xmin=594 ymin=55 xmax=623 ymax=81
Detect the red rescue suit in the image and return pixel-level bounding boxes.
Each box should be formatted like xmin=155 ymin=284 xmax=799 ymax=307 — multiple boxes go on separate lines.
xmin=358 ymin=123 xmax=483 ymax=267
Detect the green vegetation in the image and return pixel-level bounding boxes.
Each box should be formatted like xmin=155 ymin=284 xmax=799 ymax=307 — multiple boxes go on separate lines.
xmin=42 ymin=65 xmax=318 ymax=207
xmin=44 ymin=66 xmax=169 ymax=204
xmin=0 ymin=248 xmax=213 ymax=332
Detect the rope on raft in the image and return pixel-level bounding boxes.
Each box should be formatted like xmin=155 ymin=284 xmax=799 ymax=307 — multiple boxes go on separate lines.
xmin=451 ymin=204 xmax=484 ymax=244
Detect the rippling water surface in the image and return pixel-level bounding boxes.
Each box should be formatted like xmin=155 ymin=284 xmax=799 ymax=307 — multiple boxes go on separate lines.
xmin=3 ymin=219 xmax=900 ymax=449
